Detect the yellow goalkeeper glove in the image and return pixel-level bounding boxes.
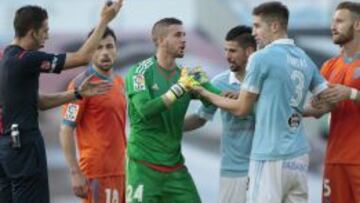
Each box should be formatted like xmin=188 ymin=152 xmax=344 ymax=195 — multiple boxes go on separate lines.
xmin=163 ymin=67 xmax=200 ymax=103
xmin=189 ymin=66 xmax=209 ymax=84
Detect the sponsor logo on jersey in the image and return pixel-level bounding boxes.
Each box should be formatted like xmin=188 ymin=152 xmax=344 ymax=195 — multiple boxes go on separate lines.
xmin=133 ymin=74 xmax=146 ymax=91
xmin=151 ymin=83 xmax=159 ymax=91
xmin=64 ymin=103 xmax=80 ymax=122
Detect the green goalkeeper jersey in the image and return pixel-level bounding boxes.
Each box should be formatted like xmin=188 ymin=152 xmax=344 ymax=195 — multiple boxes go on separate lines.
xmin=126 ymin=56 xmax=201 ymax=166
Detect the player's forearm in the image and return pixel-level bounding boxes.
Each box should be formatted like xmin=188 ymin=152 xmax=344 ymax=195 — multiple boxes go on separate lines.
xmin=132 ymin=96 xmax=168 ymax=118
xmin=59 ymin=126 xmax=81 ymax=174
xmin=199 ymin=88 xmax=247 ymax=116
xmin=38 ymin=91 xmax=78 ymax=110
xmin=302 ymin=105 xmax=328 ymax=118
xmin=183 ymin=114 xmax=207 ymax=131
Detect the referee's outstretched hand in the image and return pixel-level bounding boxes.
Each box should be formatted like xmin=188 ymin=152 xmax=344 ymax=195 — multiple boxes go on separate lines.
xmin=101 ymin=0 xmax=124 ymax=23
xmin=78 ymin=74 xmax=113 ymax=98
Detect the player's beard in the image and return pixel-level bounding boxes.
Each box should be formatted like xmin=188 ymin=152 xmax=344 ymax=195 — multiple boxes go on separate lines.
xmin=333 ymin=26 xmax=354 ymax=46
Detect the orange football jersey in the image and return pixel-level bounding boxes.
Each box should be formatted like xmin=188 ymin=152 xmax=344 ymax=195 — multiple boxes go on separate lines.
xmin=321 ymin=55 xmax=360 ymax=164
xmin=62 ymin=68 xmax=127 ymax=178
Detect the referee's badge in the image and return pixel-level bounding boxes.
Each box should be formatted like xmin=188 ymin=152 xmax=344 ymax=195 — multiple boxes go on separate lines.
xmin=64 ymin=103 xmax=79 ymax=122
xmin=133 ymin=74 xmax=146 ymax=91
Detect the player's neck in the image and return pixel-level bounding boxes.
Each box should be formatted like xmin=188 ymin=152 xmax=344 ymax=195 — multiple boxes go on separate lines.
xmin=93 ymin=65 xmax=112 ymax=76
xmin=271 ymin=32 xmax=288 ymax=43
xmin=342 ymin=37 xmax=360 ymax=58
xmin=12 ymin=37 xmax=36 ymax=51
xmin=235 ymin=68 xmax=246 ymax=82
xmin=156 ymin=51 xmax=176 ymax=70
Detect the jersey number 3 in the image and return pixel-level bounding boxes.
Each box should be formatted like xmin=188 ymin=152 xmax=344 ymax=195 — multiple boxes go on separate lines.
xmin=290 ymin=70 xmax=305 ymax=108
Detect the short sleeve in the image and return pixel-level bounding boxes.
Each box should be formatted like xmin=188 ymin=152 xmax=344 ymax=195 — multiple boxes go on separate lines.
xmin=22 ymin=51 xmax=66 ymax=74
xmin=242 ymin=53 xmax=268 ymax=94
xmin=309 ymin=62 xmax=327 ymax=95
xmin=320 ymin=58 xmax=337 ymax=80
xmin=196 ymin=104 xmax=217 ymax=121
xmin=61 ymin=81 xmax=86 ymax=128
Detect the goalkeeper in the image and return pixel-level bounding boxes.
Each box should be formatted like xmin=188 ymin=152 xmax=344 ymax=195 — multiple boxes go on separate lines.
xmin=125 ymin=17 xmax=219 ymax=203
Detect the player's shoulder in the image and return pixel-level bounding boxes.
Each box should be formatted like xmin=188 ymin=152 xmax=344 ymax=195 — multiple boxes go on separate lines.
xmin=321 ymin=56 xmax=342 ymax=71
xmin=212 ymin=70 xmax=230 ymax=84
xmin=72 ymin=68 xmax=95 ymax=88
xmin=128 ymin=57 xmax=155 ymax=76
xmin=114 ymin=73 xmax=125 ymax=84
xmin=249 ymin=49 xmax=269 ymax=63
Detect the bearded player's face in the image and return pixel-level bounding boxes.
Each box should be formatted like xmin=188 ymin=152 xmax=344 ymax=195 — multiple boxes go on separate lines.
xmin=92 ymin=35 xmax=117 ymax=72
xmin=162 ymin=25 xmax=186 ymax=58
xmin=331 ymin=9 xmax=355 ymax=46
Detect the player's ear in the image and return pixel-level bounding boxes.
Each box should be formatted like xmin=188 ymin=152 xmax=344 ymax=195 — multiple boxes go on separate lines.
xmin=26 ymin=29 xmax=35 ymax=39
xmin=354 ymin=20 xmax=360 ymax=32
xmin=270 ymin=21 xmax=280 ymax=33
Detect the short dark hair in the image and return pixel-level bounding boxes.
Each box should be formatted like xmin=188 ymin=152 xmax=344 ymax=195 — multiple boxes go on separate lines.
xmin=252 ymin=1 xmax=289 ymax=30
xmin=225 ymin=25 xmax=256 ymax=49
xmin=87 ymin=26 xmax=117 ymax=42
xmin=336 ymin=1 xmax=360 ymax=18
xmin=151 ymin=17 xmax=183 ymax=46
xmin=14 ymin=5 xmax=48 ymax=38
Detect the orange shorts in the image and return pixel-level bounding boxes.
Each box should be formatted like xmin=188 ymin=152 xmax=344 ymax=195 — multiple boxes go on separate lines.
xmin=322 ymin=164 xmax=360 ymax=203
xmin=84 ymin=175 xmax=125 ymax=203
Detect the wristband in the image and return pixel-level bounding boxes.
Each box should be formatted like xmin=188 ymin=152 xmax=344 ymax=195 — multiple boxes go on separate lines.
xmin=163 ymin=91 xmax=177 ymax=103
xmin=350 ymin=88 xmax=358 ymax=100
xmin=74 ymin=87 xmax=83 ymax=100
xmin=169 ymin=83 xmax=186 ymax=98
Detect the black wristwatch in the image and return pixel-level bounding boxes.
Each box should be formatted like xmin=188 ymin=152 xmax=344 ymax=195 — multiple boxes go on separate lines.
xmin=74 ymin=87 xmax=83 ymax=100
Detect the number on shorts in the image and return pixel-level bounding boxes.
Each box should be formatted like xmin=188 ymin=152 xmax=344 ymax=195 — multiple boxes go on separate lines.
xmin=126 ymin=184 xmax=144 ymax=202
xmin=105 ymin=188 xmax=119 ymax=203
xmin=323 ymin=178 xmax=331 ymax=197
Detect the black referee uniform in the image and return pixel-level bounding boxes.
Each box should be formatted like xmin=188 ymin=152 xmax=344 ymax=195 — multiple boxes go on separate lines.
xmin=0 ymin=45 xmax=66 ymax=203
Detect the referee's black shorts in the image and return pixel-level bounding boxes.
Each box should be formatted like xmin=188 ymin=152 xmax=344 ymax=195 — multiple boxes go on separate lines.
xmin=0 ymin=132 xmax=49 ymax=203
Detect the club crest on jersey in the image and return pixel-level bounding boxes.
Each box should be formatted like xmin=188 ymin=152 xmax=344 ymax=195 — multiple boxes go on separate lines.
xmin=133 ymin=74 xmax=145 ymax=91
xmin=288 ymin=113 xmax=301 ymax=128
xmin=353 ymin=67 xmax=360 ymax=79
xmin=64 ymin=103 xmax=79 ymax=122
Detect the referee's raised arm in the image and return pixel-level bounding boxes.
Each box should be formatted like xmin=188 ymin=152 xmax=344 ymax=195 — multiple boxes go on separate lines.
xmin=63 ymin=0 xmax=124 ymax=69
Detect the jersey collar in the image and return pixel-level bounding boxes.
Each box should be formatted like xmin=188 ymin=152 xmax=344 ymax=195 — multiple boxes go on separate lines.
xmin=229 ymin=71 xmax=241 ymax=85
xmin=88 ymin=65 xmax=113 ymax=82
xmin=267 ymin=38 xmax=295 ymax=48
xmin=344 ymin=52 xmax=360 ymax=64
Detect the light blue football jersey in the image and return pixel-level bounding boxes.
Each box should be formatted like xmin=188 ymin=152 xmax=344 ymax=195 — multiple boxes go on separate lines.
xmin=197 ymin=70 xmax=255 ymax=177
xmin=242 ymin=39 xmax=327 ymax=161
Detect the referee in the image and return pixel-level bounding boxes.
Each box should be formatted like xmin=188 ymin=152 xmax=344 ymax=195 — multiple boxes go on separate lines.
xmin=0 ymin=1 xmax=123 ymax=203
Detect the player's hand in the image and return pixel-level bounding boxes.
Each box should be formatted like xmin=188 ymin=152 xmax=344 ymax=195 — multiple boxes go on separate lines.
xmin=319 ymin=83 xmax=351 ymax=104
xmin=191 ymin=85 xmax=206 ymax=95
xmin=70 ymin=170 xmax=88 ymax=199
xmin=221 ymin=91 xmax=239 ymax=99
xmin=189 ymin=66 xmax=209 ymax=85
xmin=78 ymin=74 xmax=113 ymax=98
xmin=178 ymin=67 xmax=201 ymax=91
xmin=101 ymin=0 xmax=124 ymax=23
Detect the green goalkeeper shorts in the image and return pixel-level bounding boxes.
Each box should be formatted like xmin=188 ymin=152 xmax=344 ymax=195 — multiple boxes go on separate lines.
xmin=126 ymin=158 xmax=201 ymax=203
